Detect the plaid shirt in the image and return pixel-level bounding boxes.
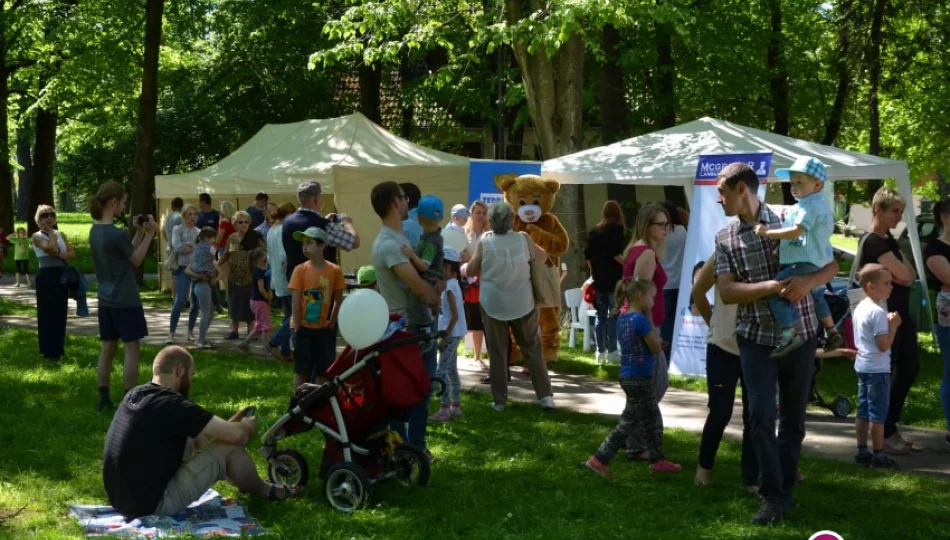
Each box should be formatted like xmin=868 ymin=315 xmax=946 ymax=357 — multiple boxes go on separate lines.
xmin=714 ymin=202 xmax=819 ymax=347
xmin=298 ymin=208 xmax=356 ymax=250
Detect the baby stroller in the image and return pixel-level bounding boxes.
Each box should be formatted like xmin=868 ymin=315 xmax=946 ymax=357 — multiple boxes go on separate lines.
xmin=260 ymin=317 xmax=440 ymax=513
xmin=809 ymin=286 xmax=855 ymax=418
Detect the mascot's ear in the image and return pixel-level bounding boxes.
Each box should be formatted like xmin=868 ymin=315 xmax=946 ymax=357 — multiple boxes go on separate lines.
xmin=543 ymin=178 xmax=561 ymax=194
xmin=495 ymin=173 xmax=518 ymax=192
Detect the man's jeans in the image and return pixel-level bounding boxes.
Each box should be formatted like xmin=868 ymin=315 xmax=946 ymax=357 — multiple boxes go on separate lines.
xmin=767 ymin=263 xmax=831 ymax=330
xmin=392 ymin=324 xmax=438 ymax=450
xmin=737 ymin=334 xmax=816 ymax=504
xmin=594 ymin=291 xmax=618 ymax=354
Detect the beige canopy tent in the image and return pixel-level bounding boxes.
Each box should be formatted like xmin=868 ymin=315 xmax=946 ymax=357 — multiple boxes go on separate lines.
xmin=155 ymin=112 xmax=471 ymax=276
xmin=542 ymin=117 xmax=928 ymax=293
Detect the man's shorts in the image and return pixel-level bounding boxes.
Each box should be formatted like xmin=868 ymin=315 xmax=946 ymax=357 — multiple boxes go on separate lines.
xmin=294 ymin=327 xmax=337 ymax=378
xmin=98 ymin=305 xmax=149 ymax=342
xmin=856 ymin=372 xmax=891 ymax=423
xmin=154 ymin=443 xmax=228 ymax=516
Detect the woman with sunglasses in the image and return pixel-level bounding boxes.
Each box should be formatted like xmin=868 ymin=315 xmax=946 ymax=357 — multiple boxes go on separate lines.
xmin=217 ymin=210 xmax=264 ymax=340
xmin=31 ymin=205 xmax=76 ymax=361
xmin=619 ymin=203 xmax=672 ymax=460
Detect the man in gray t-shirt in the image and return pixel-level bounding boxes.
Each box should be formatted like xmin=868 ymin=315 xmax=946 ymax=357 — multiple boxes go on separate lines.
xmin=371 ymin=226 xmax=432 ymax=327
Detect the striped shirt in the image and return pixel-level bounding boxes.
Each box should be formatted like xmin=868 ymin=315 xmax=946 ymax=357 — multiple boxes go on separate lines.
xmin=714 ymin=202 xmax=819 ymax=347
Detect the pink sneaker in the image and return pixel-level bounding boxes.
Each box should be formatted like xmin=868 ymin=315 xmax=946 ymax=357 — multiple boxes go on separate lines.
xmin=650 ymin=459 xmax=683 ymax=473
xmin=449 ymin=407 xmax=463 ymax=419
xmin=585 ymin=456 xmax=613 ymax=480
xmin=429 ymin=409 xmax=452 ymax=422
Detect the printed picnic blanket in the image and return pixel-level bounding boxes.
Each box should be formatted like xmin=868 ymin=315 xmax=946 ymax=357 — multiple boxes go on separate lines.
xmin=68 ymin=489 xmax=266 ymax=538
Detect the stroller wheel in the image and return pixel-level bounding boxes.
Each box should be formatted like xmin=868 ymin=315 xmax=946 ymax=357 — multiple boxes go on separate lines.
xmin=388 ymin=444 xmax=430 ymax=487
xmin=268 ymin=450 xmax=309 ymax=488
xmin=833 ymin=395 xmax=853 ymax=418
xmin=324 ymin=463 xmax=371 ymax=513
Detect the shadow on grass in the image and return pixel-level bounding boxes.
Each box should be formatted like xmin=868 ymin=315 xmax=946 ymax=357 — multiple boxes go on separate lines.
xmin=0 ymin=327 xmax=948 ymax=539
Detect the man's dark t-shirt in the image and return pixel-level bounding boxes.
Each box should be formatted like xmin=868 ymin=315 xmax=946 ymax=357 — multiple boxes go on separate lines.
xmin=281 ymin=210 xmax=337 ymax=281
xmin=246 ymin=205 xmax=265 ymax=230
xmin=196 ymin=210 xmax=220 ymax=231
xmin=585 ymin=224 xmax=625 ymax=293
xmin=860 ymin=232 xmax=911 ymax=317
xmin=102 ymin=383 xmax=213 ymax=518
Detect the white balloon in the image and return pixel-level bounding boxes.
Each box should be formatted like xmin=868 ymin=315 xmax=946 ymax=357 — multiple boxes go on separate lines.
xmin=338 ymin=289 xmax=389 ymax=349
xmin=442 ymin=229 xmax=467 ymax=253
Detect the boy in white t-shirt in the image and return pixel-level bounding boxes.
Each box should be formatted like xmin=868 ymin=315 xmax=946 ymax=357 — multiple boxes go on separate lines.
xmin=430 ymin=246 xmax=468 ymax=422
xmin=852 ymin=263 xmax=902 ymax=469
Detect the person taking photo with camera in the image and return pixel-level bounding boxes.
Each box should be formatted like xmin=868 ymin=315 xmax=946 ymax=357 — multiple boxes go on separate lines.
xmin=90 ymin=180 xmax=157 ymax=413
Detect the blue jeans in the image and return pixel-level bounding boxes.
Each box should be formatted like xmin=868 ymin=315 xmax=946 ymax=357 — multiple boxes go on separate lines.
xmin=856 ymin=372 xmax=891 ymax=423
xmin=269 ymin=295 xmax=293 ymax=355
xmin=594 ymin=291 xmax=618 ymax=354
xmin=192 ymin=280 xmax=214 ymax=345
xmin=767 ymin=263 xmax=831 ymax=330
xmin=169 ymin=267 xmax=199 ymax=335
xmin=392 ymin=324 xmax=438 ymax=450
xmin=737 ymin=335 xmax=816 ymax=504
xmin=932 ymin=324 xmax=950 ymax=431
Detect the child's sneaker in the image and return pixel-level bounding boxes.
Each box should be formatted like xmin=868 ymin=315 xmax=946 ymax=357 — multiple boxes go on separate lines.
xmin=585 ymin=456 xmax=613 ymax=480
xmin=870 ymin=455 xmax=898 ymax=469
xmin=429 ymin=409 xmax=452 ymax=422
xmin=770 ymin=331 xmax=805 ymax=358
xmin=449 ymin=406 xmax=463 ymax=419
xmin=650 ymin=459 xmax=683 ymax=473
xmin=238 ymin=339 xmax=250 ymax=352
xmin=824 ymin=331 xmax=846 ymax=351
xmin=854 ymin=452 xmax=872 ymax=467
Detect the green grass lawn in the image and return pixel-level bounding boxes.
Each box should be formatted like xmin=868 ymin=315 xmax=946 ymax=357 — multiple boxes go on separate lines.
xmin=0 ymin=327 xmax=947 ymax=539
xmin=830 ymin=233 xmax=859 ymax=253
xmin=1 ymin=212 xmax=157 ymax=276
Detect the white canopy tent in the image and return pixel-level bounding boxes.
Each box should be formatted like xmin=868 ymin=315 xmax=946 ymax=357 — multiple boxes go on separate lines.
xmin=542 ymin=117 xmax=928 ymax=294
xmin=155 ymin=112 xmax=471 ymax=270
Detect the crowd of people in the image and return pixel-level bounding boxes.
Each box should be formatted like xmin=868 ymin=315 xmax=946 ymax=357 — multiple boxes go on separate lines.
xmin=8 ymin=155 xmax=950 ymax=527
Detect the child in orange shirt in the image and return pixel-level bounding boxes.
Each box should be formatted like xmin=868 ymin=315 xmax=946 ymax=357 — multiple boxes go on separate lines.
xmin=289 ymin=227 xmax=345 ymax=390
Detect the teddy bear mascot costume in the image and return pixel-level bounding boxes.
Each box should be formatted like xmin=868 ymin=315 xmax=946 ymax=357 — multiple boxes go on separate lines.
xmin=495 ymin=173 xmax=569 ymax=365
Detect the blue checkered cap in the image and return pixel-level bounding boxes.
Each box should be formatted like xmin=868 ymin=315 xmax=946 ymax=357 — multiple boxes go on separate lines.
xmin=776 ymin=156 xmax=827 ymax=184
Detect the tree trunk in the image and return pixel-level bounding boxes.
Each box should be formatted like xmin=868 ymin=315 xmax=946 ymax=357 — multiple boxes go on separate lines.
xmin=598 ymin=23 xmax=628 ymax=145
xmin=358 ymin=64 xmax=382 ymax=124
xmin=764 ymin=0 xmax=794 ymax=204
xmin=129 ymin=0 xmax=164 ymax=281
xmin=504 ymin=0 xmax=586 ymax=290
xmin=822 ymin=0 xmax=854 ymax=146
xmin=16 ymin=121 xmax=33 ymax=222
xmin=0 ymin=53 xmax=13 ymax=235
xmin=652 ymin=7 xmax=682 ymax=204
xmin=866 ymin=0 xmax=887 ymax=196
xmin=29 ymin=107 xmax=57 ymax=235
xmin=506 ymin=103 xmax=525 ymax=160
xmin=399 ymin=60 xmax=414 ymax=138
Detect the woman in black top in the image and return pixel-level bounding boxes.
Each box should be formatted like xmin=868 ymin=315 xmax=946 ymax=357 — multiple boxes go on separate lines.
xmin=923 ymin=198 xmax=950 ymax=445
xmin=859 ymin=187 xmax=919 ymax=453
xmin=584 ymin=201 xmax=626 ymax=363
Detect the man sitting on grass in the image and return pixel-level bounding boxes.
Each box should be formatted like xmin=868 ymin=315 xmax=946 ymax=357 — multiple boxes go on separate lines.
xmin=102 ymin=346 xmax=298 ymax=519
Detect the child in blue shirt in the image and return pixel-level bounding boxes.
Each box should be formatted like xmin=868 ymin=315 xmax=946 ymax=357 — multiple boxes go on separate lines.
xmin=755 ymin=156 xmax=843 ymax=358
xmin=585 ymin=278 xmax=681 ymax=479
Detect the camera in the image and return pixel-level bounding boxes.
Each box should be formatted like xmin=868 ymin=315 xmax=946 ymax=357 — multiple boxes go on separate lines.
xmin=135 ymin=215 xmax=148 ymax=227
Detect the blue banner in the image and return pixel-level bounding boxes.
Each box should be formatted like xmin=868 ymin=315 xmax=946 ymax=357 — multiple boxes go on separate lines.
xmin=468 ymin=161 xmax=542 ymax=206
xmin=694 ymin=152 xmax=772 ymax=183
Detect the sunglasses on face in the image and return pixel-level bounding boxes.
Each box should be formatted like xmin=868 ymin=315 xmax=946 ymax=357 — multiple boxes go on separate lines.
xmin=40 ymin=212 xmax=57 ymax=220
xmin=652 ymin=221 xmax=670 ymax=230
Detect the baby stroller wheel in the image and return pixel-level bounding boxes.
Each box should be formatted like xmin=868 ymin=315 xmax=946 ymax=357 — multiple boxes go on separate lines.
xmin=268 ymin=449 xmax=309 ymax=488
xmin=324 ymin=463 xmax=371 ymax=513
xmin=388 ymin=444 xmax=430 ymax=487
xmin=832 ymin=394 xmax=852 ymax=418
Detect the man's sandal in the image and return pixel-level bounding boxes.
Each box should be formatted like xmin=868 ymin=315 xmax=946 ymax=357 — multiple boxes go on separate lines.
xmin=266 ymin=484 xmax=300 ymax=501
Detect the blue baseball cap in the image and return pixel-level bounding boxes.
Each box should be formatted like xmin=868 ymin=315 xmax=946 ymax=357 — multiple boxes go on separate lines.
xmin=417 ymin=195 xmax=444 ymax=221
xmin=776 ymin=156 xmax=827 ymax=184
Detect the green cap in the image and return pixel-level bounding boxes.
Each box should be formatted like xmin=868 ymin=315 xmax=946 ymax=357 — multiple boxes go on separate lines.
xmin=357 ymin=265 xmax=377 ymax=286
xmin=292 ymin=226 xmax=328 ymax=243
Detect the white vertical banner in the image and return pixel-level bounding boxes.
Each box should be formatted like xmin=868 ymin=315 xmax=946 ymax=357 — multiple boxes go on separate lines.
xmin=669 ymin=153 xmax=772 ymax=377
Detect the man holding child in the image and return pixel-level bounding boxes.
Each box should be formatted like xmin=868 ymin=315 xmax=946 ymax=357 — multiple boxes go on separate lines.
xmin=714 ymin=162 xmax=838 ymax=526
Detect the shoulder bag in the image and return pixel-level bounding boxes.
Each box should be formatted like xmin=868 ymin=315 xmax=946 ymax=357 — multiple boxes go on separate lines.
xmin=524 ymin=233 xmax=560 ymax=308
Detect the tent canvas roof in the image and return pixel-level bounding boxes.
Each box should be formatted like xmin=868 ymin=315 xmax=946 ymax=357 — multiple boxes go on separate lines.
xmin=155 ymin=112 xmax=469 ymax=198
xmin=542 ymin=117 xmax=908 ymax=185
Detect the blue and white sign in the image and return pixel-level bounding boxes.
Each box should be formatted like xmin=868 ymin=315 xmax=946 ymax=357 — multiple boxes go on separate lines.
xmin=468 ymin=160 xmax=542 ymax=206
xmin=669 ymin=153 xmax=772 ymax=377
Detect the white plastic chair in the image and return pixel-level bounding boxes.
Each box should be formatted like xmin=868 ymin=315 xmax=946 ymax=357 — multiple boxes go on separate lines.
xmin=565 ymin=288 xmax=590 ymax=350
